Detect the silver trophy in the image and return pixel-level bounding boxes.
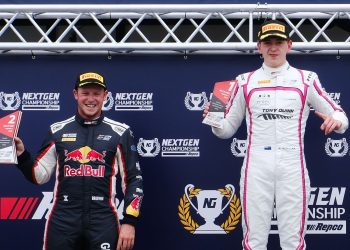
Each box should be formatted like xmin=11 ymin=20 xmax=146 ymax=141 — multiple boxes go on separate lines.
xmin=0 ymin=92 xmax=21 ymax=110
xmin=185 ymin=92 xmax=208 ymax=111
xmin=325 ymin=138 xmax=348 ymax=157
xmin=185 ymin=184 xmax=235 ymax=234
xmin=137 ymin=138 xmax=160 ymax=157
xmin=231 ymin=138 xmax=247 ymax=157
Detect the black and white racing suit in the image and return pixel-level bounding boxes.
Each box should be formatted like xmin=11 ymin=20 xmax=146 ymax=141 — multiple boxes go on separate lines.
xmin=212 ymin=62 xmax=348 ymax=250
xmin=17 ymin=113 xmax=143 ymax=250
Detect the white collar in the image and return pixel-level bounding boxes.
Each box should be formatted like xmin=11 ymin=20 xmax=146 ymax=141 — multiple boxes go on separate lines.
xmin=262 ymin=62 xmax=290 ymax=77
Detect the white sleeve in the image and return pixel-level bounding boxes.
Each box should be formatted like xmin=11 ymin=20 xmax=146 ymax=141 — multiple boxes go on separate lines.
xmin=33 ymin=144 xmax=57 ymax=184
xmin=307 ymin=74 xmax=348 ymax=134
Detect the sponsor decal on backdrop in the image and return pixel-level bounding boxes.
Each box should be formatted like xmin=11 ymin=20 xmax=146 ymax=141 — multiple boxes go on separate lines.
xmin=137 ymin=138 xmax=200 ymax=157
xmin=0 ymin=92 xmax=21 ymax=110
xmin=231 ymin=138 xmax=247 ymax=157
xmin=0 ymin=192 xmax=124 ymax=220
xmin=184 ymin=91 xmax=208 ymax=111
xmin=325 ymin=138 xmax=348 ymax=157
xmin=178 ymin=184 xmax=241 ymax=234
xmin=310 ymin=88 xmax=342 ymax=111
xmin=102 ymin=92 xmax=114 ymax=111
xmin=137 ymin=138 xmax=161 ymax=157
xmin=114 ymin=92 xmax=153 ymax=111
xmin=325 ymin=89 xmax=341 ymax=105
xmin=0 ymin=91 xmax=60 ymax=111
xmin=271 ymin=187 xmax=347 ymax=234
xmin=21 ymin=92 xmax=60 ymax=110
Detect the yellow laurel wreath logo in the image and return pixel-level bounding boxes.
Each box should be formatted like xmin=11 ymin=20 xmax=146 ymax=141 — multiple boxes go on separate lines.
xmin=218 ymin=187 xmax=241 ymax=233
xmin=178 ymin=187 xmax=201 ymax=233
xmin=178 ymin=186 xmax=241 ymax=234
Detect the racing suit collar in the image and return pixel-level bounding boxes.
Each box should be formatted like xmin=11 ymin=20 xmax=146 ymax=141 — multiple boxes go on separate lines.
xmin=262 ymin=62 xmax=290 ymax=77
xmin=75 ymin=112 xmax=104 ymax=126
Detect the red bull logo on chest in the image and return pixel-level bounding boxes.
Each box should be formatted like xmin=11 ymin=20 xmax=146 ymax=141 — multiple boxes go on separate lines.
xmin=64 ymin=165 xmax=105 ymax=177
xmin=64 ymin=146 xmax=106 ymax=163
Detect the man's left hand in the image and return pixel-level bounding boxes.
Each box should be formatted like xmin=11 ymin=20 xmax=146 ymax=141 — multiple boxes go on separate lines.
xmin=315 ymin=111 xmax=342 ymax=135
xmin=117 ymin=224 xmax=135 ymax=250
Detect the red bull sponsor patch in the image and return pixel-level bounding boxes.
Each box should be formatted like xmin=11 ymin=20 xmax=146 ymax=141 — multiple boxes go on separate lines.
xmin=64 ymin=164 xmax=105 ymax=177
xmin=64 ymin=149 xmax=83 ymax=162
xmin=64 ymin=146 xmax=106 ymax=163
xmin=126 ymin=195 xmax=142 ymax=217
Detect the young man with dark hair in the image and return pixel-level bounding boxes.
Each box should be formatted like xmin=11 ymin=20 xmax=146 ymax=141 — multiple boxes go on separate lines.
xmin=204 ymin=20 xmax=348 ymax=249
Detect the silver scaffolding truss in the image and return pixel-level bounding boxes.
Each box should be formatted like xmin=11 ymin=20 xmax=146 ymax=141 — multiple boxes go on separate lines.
xmin=0 ymin=4 xmax=350 ymax=55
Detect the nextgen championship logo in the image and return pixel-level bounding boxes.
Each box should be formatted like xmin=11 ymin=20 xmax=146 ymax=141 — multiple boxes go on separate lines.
xmin=326 ymin=90 xmax=341 ymax=105
xmin=102 ymin=92 xmax=154 ymax=111
xmin=137 ymin=138 xmax=200 ymax=157
xmin=178 ymin=184 xmax=241 ymax=234
xmin=325 ymin=138 xmax=348 ymax=157
xmin=271 ymin=187 xmax=347 ymax=234
xmin=0 ymin=92 xmax=60 ymax=111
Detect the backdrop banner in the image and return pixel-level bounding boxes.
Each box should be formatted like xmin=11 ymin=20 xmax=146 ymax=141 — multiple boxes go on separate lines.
xmin=0 ymin=54 xmax=349 ymax=250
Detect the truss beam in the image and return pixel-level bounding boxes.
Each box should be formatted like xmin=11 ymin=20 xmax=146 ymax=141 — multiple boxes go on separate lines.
xmin=0 ymin=4 xmax=349 ymax=55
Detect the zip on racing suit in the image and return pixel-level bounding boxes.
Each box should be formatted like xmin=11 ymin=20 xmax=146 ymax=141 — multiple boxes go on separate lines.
xmin=17 ymin=112 xmax=143 ymax=250
xmin=212 ymin=62 xmax=348 ymax=250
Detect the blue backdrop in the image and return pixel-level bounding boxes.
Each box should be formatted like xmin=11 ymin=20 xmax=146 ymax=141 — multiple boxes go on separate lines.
xmin=0 ymin=54 xmax=349 ymax=249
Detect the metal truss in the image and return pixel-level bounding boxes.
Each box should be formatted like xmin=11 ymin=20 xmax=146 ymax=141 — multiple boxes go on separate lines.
xmin=0 ymin=4 xmax=350 ymax=56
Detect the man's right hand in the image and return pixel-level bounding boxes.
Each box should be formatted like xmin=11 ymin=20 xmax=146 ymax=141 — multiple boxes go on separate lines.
xmin=202 ymin=102 xmax=210 ymax=118
xmin=315 ymin=111 xmax=342 ymax=135
xmin=14 ymin=137 xmax=25 ymax=156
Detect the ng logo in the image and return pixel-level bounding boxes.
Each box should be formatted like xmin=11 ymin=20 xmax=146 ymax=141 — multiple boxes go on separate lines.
xmin=325 ymin=138 xmax=348 ymax=157
xmin=203 ymin=198 xmax=217 ymax=208
xmin=137 ymin=138 xmax=160 ymax=157
xmin=184 ymin=92 xmax=208 ymax=111
xmin=230 ymin=138 xmax=246 ymax=157
xmin=0 ymin=92 xmax=21 ymax=110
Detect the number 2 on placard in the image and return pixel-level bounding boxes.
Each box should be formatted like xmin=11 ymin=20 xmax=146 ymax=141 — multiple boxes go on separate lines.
xmin=8 ymin=115 xmax=16 ymax=124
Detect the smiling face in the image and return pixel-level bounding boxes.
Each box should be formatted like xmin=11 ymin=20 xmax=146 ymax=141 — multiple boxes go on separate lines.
xmin=73 ymin=85 xmax=107 ymax=121
xmin=257 ymin=37 xmax=292 ymax=68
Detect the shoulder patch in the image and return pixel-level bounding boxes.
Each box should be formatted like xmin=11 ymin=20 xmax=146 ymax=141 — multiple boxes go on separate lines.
xmin=103 ymin=117 xmax=129 ymax=136
xmin=50 ymin=116 xmax=75 ymax=134
xmin=236 ymin=72 xmax=252 ymax=85
xmin=300 ymin=70 xmax=317 ymax=86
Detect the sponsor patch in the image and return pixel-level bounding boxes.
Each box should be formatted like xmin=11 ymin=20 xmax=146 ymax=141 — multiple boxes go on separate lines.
xmin=258 ymin=80 xmax=271 ymax=84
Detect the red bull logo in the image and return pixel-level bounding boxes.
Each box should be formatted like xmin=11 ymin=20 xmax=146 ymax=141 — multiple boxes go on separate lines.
xmin=131 ymin=196 xmax=141 ymax=210
xmin=64 ymin=146 xmax=106 ymax=163
xmin=64 ymin=165 xmax=105 ymax=177
xmin=86 ymin=149 xmax=106 ymax=163
xmin=64 ymin=149 xmax=83 ymax=162
xmin=126 ymin=195 xmax=142 ymax=217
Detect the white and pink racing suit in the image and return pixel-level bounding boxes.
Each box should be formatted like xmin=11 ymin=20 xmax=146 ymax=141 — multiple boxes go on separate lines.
xmin=212 ymin=62 xmax=348 ymax=250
